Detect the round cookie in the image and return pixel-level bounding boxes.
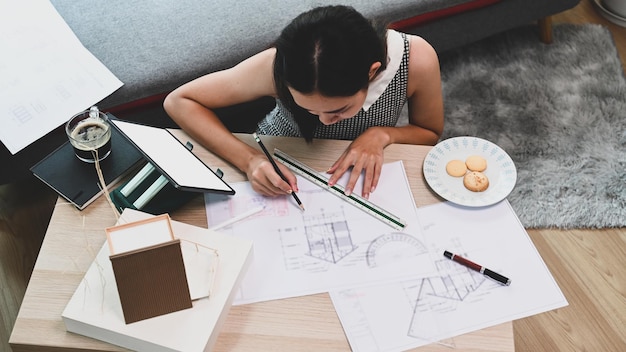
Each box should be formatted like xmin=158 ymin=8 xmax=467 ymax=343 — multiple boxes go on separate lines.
xmin=446 ymin=159 xmax=467 ymax=177
xmin=463 ymin=171 xmax=489 ymax=192
xmin=465 ymin=155 xmax=487 ymax=172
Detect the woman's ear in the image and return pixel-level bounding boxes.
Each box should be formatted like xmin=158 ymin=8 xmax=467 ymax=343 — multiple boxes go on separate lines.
xmin=368 ymin=62 xmax=382 ymax=80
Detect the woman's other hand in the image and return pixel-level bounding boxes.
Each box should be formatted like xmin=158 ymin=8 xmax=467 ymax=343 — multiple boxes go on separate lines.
xmin=326 ymin=127 xmax=388 ymax=199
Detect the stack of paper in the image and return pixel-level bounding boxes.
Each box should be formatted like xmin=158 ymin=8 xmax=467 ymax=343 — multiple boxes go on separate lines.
xmin=330 ymin=200 xmax=568 ymax=351
xmin=205 ymin=161 xmax=438 ymax=305
xmin=205 ymin=158 xmax=567 ymax=352
xmin=0 ymin=1 xmax=123 ymax=154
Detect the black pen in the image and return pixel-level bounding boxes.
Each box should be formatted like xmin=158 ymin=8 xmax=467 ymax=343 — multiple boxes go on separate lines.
xmin=253 ymin=133 xmax=305 ymax=211
xmin=443 ymin=250 xmax=511 ymax=286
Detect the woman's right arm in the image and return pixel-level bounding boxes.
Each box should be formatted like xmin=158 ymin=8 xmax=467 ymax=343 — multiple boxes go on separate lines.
xmin=163 ymin=49 xmax=299 ymax=196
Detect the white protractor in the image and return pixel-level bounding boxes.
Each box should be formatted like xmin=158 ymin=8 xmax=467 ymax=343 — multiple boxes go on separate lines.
xmin=273 ymin=149 xmax=407 ymax=231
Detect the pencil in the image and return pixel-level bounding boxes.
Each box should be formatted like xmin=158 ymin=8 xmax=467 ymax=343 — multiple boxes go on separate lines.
xmin=253 ymin=133 xmax=305 ymax=211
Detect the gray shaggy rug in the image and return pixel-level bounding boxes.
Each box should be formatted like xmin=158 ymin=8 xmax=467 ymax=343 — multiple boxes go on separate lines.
xmin=436 ymin=24 xmax=625 ymax=228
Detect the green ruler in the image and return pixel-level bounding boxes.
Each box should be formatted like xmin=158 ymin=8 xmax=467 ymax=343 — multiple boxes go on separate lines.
xmin=273 ymin=149 xmax=407 ymax=231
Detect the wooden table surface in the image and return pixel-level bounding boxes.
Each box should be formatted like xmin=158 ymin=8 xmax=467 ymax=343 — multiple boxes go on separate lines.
xmin=10 ymin=132 xmax=514 ymax=352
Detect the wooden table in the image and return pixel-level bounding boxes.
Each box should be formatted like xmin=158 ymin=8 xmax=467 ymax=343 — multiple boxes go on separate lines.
xmin=10 ymin=132 xmax=514 ymax=352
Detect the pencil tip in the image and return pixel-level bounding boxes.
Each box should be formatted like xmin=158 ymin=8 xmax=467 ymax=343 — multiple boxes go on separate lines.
xmin=299 ymin=204 xmax=305 ymax=211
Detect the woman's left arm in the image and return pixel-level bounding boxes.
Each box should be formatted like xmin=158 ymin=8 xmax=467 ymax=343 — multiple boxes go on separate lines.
xmin=388 ymin=35 xmax=444 ymax=146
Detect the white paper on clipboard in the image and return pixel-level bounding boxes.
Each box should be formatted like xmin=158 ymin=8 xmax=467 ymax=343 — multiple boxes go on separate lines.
xmin=110 ymin=119 xmax=234 ymax=195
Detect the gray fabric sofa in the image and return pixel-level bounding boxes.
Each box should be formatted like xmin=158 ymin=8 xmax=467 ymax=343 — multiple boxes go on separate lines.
xmin=50 ymin=0 xmax=579 ymax=109
xmin=2 ymin=0 xmax=579 ymax=183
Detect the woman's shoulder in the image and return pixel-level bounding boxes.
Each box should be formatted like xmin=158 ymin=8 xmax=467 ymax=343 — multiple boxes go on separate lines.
xmin=235 ymin=48 xmax=276 ymax=71
xmin=405 ymin=34 xmax=436 ymax=55
xmin=403 ymin=33 xmax=441 ymax=97
xmin=387 ymin=30 xmax=431 ymax=47
xmin=226 ymin=48 xmax=278 ymax=97
xmin=387 ymin=31 xmax=437 ymax=69
xmin=405 ymin=34 xmax=439 ymax=72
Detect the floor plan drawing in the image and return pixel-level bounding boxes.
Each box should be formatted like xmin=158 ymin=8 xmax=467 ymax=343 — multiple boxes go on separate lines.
xmin=204 ymin=161 xmax=437 ymax=305
xmin=276 ymin=202 xmax=362 ymax=273
xmin=406 ymin=248 xmax=493 ymax=342
xmin=414 ymin=257 xmax=485 ymax=301
xmin=302 ymin=206 xmax=357 ymax=264
xmin=329 ymin=201 xmax=568 ymax=352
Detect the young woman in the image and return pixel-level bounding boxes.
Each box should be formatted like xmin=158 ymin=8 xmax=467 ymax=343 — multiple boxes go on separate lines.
xmin=164 ymin=5 xmax=443 ymax=199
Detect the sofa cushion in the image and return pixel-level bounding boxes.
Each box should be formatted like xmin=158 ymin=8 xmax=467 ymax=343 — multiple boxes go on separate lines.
xmin=2 ymin=0 xmax=580 ymax=184
xmin=390 ymin=0 xmax=501 ymax=29
xmin=50 ymin=0 xmax=487 ymax=110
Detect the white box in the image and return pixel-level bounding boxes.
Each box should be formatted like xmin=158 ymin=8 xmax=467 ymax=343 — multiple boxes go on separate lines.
xmin=62 ymin=209 xmax=253 ymax=352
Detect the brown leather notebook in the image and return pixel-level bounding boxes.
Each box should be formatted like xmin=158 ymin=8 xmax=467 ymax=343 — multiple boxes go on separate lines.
xmin=110 ymin=239 xmax=192 ymax=324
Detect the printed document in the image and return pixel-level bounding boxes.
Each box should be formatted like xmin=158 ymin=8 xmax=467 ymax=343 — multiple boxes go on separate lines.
xmin=205 ymin=161 xmax=438 ymax=305
xmin=0 ymin=0 xmax=123 ymax=154
xmin=329 ymin=200 xmax=568 ymax=352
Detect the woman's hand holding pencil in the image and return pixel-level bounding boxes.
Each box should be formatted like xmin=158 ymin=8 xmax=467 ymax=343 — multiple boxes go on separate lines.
xmin=253 ymin=133 xmax=305 ymax=211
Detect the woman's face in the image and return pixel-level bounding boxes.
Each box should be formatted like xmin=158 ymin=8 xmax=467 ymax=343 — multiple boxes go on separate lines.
xmin=289 ymin=87 xmax=367 ymax=125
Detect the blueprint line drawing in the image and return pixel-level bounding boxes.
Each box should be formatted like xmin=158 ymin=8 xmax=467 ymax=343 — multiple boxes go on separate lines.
xmin=406 ymin=242 xmax=496 ymax=342
xmin=302 ymin=206 xmax=357 ymax=264
xmin=329 ymin=200 xmax=569 ymax=352
xmin=204 ymin=161 xmax=437 ymax=305
xmin=414 ymin=256 xmax=486 ymax=301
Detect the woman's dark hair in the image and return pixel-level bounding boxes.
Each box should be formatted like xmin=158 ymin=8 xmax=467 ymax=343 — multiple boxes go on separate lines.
xmin=273 ymin=5 xmax=388 ymax=141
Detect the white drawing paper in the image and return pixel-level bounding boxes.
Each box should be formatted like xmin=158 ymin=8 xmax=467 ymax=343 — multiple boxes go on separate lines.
xmin=205 ymin=161 xmax=438 ymax=305
xmin=329 ymin=200 xmax=568 ymax=352
xmin=0 ymin=1 xmax=123 ymax=154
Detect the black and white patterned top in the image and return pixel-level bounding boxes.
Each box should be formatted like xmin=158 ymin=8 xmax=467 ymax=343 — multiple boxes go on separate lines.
xmin=257 ymin=31 xmax=410 ymax=140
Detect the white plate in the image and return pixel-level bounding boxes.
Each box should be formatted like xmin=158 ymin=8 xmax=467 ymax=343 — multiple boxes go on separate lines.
xmin=423 ymin=136 xmax=517 ymax=207
xmin=593 ymin=0 xmax=626 ymax=28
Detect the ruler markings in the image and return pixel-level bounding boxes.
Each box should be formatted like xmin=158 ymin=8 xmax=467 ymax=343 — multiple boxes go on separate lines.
xmin=273 ymin=149 xmax=406 ymax=230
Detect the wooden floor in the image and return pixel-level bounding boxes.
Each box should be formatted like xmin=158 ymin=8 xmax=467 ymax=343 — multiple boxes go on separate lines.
xmin=1 ymin=1 xmax=625 ymax=351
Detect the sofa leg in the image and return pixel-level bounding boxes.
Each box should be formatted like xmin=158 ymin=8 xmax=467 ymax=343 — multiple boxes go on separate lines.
xmin=538 ymin=16 xmax=553 ymax=44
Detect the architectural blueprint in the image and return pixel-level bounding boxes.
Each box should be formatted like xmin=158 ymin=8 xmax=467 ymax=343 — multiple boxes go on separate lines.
xmin=329 ymin=200 xmax=568 ymax=352
xmin=204 ymin=161 xmax=437 ymax=305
